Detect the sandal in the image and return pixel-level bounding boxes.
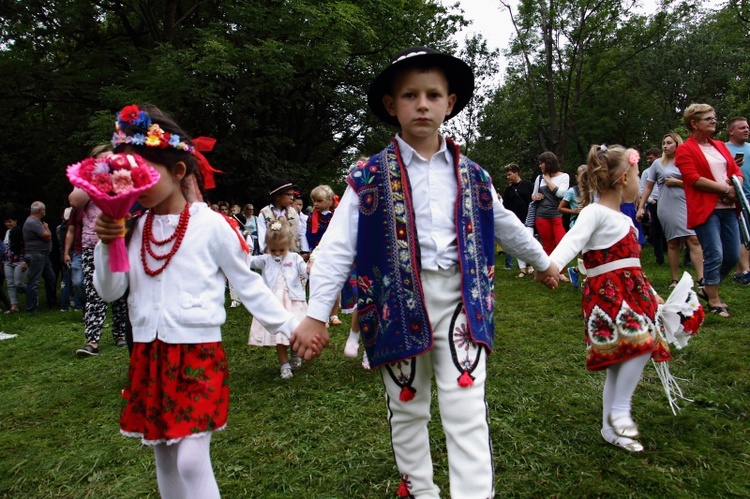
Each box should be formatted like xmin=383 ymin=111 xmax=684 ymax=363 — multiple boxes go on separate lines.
xmin=609 ymin=414 xmax=639 ymax=438
xmin=601 ymin=430 xmax=644 ymax=453
xmin=527 ymin=266 xmax=535 ymax=275
xmin=516 ymin=270 xmax=527 ymax=278
xmin=696 ymin=288 xmax=728 ymax=308
xmin=708 ymin=305 xmax=730 ymax=318
xmin=668 ymin=279 xmax=679 ymax=289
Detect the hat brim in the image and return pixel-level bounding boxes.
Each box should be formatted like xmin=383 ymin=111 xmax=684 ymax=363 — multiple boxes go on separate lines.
xmin=367 ymin=52 xmax=474 ymax=128
xmin=269 ymin=182 xmax=299 ymax=198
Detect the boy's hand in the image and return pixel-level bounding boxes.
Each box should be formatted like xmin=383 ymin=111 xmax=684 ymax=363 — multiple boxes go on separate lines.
xmin=95 ymin=214 xmax=126 ymax=245
xmin=535 ymin=262 xmax=560 ymax=290
xmin=290 ymin=317 xmax=330 ymax=360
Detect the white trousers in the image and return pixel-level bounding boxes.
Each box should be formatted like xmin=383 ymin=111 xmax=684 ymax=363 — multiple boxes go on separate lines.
xmin=380 ymin=267 xmax=494 ymax=499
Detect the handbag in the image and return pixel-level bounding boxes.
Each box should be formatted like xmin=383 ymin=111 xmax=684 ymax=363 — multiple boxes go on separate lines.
xmin=524 ymin=175 xmax=541 ymax=228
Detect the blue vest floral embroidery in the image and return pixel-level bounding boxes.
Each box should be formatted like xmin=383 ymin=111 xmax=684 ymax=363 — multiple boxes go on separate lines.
xmin=348 ymin=138 xmax=496 ymax=368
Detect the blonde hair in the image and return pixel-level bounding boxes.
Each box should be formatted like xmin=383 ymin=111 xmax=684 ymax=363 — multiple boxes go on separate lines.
xmin=661 ymin=132 xmax=684 ymax=165
xmin=579 ymin=144 xmax=634 ymax=207
xmin=683 ymin=103 xmax=714 ymax=132
xmin=310 ymin=184 xmax=335 ymax=202
xmin=265 ymin=220 xmax=294 ymax=249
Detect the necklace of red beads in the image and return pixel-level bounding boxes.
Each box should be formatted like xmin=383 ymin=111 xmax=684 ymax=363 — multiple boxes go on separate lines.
xmin=141 ymin=202 xmax=191 ymax=276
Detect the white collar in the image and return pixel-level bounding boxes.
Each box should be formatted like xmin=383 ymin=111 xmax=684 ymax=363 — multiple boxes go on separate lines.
xmin=394 ymin=135 xmax=451 ymax=166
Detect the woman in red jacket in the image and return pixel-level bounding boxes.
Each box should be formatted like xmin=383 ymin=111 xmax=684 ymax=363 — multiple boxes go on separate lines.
xmin=675 ymin=103 xmax=743 ymax=317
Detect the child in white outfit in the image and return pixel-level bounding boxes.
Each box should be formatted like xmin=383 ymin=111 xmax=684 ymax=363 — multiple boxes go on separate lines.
xmin=92 ymin=104 xmax=299 ymax=498
xmin=249 ymin=221 xmax=308 ymax=378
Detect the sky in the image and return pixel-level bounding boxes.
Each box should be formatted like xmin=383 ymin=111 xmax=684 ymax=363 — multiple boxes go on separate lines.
xmin=449 ymin=0 xmax=724 ymax=79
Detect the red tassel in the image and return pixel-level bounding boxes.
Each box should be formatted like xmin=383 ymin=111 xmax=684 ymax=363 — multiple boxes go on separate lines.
xmin=396 ymin=479 xmax=410 ymax=497
xmin=399 ymin=385 xmax=416 ymax=402
xmin=458 ymin=370 xmax=475 ymax=388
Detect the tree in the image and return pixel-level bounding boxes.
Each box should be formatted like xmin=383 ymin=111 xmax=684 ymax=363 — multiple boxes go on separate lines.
xmin=0 ymin=0 xmax=468 ymax=214
xmin=441 ymin=33 xmax=500 ymax=157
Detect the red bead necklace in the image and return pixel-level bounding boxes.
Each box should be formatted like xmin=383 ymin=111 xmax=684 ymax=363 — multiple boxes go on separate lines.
xmin=140 ymin=203 xmax=191 ymax=276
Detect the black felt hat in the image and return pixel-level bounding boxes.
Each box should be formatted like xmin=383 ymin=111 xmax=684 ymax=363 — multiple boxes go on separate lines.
xmin=268 ymin=179 xmax=299 ymax=198
xmin=367 ymin=46 xmax=475 ymax=127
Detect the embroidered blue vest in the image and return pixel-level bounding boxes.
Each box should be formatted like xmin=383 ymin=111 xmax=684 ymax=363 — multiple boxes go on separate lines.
xmin=348 ymin=138 xmax=496 ymax=368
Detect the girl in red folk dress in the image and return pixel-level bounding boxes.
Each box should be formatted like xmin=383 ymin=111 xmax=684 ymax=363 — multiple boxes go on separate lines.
xmin=549 ymin=144 xmax=671 ymax=453
xmin=91 ymin=104 xmax=303 ymax=498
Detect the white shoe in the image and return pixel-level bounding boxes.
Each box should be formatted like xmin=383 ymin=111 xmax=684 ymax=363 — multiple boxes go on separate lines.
xmin=610 ymin=414 xmax=639 ymax=438
xmin=344 ymin=340 xmax=359 ymax=358
xmin=230 ymin=300 xmax=241 ymax=308
xmin=280 ymin=365 xmax=293 ymax=379
xmin=601 ymin=429 xmax=643 ymax=452
xmin=362 ymin=352 xmax=370 ymax=370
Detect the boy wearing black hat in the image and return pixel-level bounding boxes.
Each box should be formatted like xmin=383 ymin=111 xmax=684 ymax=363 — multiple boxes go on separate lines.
xmin=257 ymin=179 xmax=309 ymax=256
xmin=293 ymin=47 xmax=559 ymax=498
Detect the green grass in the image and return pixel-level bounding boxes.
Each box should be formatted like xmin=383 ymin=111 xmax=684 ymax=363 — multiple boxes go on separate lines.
xmin=1 ymin=251 xmax=748 ymax=498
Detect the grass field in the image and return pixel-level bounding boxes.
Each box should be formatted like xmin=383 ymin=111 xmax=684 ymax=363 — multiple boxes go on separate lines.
xmin=1 ymin=251 xmax=748 ymax=498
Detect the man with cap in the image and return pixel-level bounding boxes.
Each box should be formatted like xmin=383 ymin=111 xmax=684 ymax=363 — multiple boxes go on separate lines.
xmin=257 ymin=179 xmax=309 ymax=256
xmin=292 ymin=47 xmax=557 ymax=498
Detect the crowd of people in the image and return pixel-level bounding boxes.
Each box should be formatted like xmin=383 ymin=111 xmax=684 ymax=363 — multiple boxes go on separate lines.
xmin=500 ymin=109 xmax=750 ymax=320
xmin=1 ymin=46 xmax=748 ymax=498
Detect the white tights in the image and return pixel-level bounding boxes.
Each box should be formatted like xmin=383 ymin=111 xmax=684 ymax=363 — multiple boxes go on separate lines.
xmin=153 ymin=434 xmax=220 ymax=499
xmin=601 ymin=352 xmax=651 ymax=440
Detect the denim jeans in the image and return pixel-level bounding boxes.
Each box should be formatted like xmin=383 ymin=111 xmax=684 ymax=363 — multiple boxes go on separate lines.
xmin=70 ymin=252 xmax=85 ymax=306
xmin=24 ymin=252 xmax=57 ymax=311
xmin=60 ymin=263 xmax=83 ymax=310
xmin=3 ymin=261 xmax=27 ymax=306
xmin=693 ymin=209 xmax=741 ymax=286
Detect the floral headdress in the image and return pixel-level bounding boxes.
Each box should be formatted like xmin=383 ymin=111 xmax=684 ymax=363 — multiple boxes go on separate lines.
xmin=112 ymin=105 xmax=194 ymax=153
xmin=110 ymin=104 xmax=222 ymax=189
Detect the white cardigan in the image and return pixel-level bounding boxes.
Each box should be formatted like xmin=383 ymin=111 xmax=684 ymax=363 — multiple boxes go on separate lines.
xmin=549 ymin=203 xmax=634 ymax=271
xmin=249 ymin=252 xmax=308 ymax=301
xmin=94 ymin=203 xmax=298 ymax=344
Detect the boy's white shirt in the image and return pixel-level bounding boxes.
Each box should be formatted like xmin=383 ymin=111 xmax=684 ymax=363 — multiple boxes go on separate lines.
xmin=94 ymin=202 xmax=299 ymax=344
xmin=249 ymin=252 xmax=308 ymax=301
xmin=306 ymin=135 xmax=551 ymax=322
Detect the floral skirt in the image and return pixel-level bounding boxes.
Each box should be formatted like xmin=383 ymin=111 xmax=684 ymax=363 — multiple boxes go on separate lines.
xmin=582 ymin=269 xmax=671 ymax=371
xmin=120 ymin=340 xmax=229 ymax=445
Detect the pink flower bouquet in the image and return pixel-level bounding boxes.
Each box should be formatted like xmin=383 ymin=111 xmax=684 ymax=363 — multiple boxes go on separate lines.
xmin=67 ymin=153 xmax=160 ymax=272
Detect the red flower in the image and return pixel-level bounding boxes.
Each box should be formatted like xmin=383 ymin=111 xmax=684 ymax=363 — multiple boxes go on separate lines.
xmin=130 ymin=166 xmax=152 ymax=187
xmin=78 ymin=160 xmax=95 ymax=179
xmin=119 ymin=104 xmax=140 ymax=124
xmin=109 ymin=154 xmax=132 ymax=171
xmin=358 ymin=275 xmax=372 ymax=293
xmin=596 ymin=327 xmax=612 ymax=339
xmin=91 ymin=172 xmax=115 ymax=194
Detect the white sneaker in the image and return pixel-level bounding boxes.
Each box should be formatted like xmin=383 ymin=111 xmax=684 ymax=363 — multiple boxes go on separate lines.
xmin=362 ymin=352 xmax=370 ymax=370
xmin=344 ymin=340 xmax=359 ymax=358
xmin=280 ymin=365 xmax=294 ymax=379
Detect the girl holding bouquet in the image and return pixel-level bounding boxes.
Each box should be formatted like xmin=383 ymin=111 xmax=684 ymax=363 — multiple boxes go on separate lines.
xmin=248 ymin=221 xmax=308 ymax=379
xmin=548 ymin=144 xmax=672 ymax=453
xmin=91 ymin=104 xmax=315 ymax=497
